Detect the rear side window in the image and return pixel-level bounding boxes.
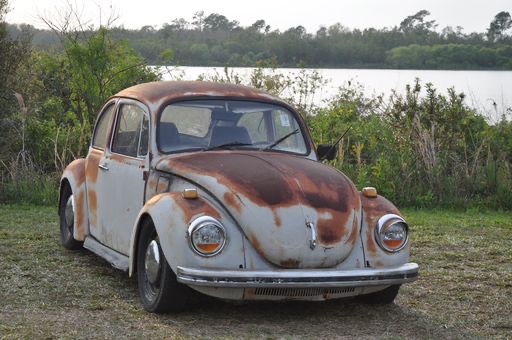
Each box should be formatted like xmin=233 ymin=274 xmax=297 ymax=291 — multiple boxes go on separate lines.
xmin=92 ymin=104 xmax=115 ymax=149
xmin=111 ymin=104 xmax=148 ymax=158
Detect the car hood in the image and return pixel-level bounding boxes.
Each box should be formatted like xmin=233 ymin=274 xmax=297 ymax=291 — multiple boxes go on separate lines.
xmin=156 ymin=151 xmax=361 ymax=269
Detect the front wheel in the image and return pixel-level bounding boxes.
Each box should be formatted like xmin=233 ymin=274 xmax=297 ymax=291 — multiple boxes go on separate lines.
xmin=59 ymin=184 xmax=83 ymax=250
xmin=357 ymin=285 xmax=401 ymax=304
xmin=137 ymin=219 xmax=189 ymax=313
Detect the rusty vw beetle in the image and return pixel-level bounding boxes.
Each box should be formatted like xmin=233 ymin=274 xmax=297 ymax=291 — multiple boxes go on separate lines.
xmin=58 ymin=81 xmax=418 ymax=313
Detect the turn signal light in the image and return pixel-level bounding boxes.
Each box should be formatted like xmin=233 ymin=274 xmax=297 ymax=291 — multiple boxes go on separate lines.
xmin=362 ymin=187 xmax=378 ymax=198
xmin=182 ymin=188 xmax=199 ymax=199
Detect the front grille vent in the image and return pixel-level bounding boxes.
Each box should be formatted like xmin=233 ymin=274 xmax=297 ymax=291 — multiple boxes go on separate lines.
xmin=254 ymin=287 xmax=355 ymax=297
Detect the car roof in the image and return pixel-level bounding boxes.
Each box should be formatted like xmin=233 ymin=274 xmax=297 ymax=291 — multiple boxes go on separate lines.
xmin=113 ymin=81 xmax=289 ymax=113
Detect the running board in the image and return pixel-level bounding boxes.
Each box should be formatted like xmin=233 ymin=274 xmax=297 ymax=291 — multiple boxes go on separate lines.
xmin=84 ymin=237 xmax=129 ymax=272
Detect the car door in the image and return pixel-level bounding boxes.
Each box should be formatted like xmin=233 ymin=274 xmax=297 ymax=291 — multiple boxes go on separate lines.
xmin=92 ymin=99 xmax=149 ymax=255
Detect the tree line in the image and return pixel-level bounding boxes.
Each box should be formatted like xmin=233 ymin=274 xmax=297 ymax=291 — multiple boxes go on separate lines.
xmin=6 ymin=9 xmax=512 ymax=69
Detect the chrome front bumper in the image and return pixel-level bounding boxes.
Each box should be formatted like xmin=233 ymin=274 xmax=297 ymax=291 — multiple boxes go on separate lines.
xmin=176 ymin=263 xmax=418 ymax=288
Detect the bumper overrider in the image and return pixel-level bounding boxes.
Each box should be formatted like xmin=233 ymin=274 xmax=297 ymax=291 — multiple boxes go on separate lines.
xmin=177 ymin=263 xmax=418 ymax=288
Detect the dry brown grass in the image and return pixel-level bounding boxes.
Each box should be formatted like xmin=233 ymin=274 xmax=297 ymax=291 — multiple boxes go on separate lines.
xmin=1 ymin=205 xmax=511 ymax=339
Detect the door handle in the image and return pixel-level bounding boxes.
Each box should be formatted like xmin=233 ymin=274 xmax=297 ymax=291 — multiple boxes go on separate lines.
xmin=99 ymin=163 xmax=109 ymax=171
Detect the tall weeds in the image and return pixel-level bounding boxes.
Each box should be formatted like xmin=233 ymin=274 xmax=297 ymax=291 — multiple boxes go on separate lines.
xmin=1 ymin=62 xmax=511 ymax=209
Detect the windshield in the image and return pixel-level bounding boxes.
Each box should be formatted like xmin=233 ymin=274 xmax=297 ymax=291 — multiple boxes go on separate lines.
xmin=158 ymin=100 xmax=308 ymax=154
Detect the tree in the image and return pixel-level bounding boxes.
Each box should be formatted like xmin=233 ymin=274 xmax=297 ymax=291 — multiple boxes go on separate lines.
xmin=487 ymin=11 xmax=511 ymax=42
xmin=250 ymin=19 xmax=266 ymax=33
xmin=192 ymin=11 xmax=205 ymax=32
xmin=399 ymin=10 xmax=437 ymax=35
xmin=28 ymin=4 xmax=158 ymax=161
xmin=203 ymin=13 xmax=238 ymax=32
xmin=0 ymin=0 xmax=31 ymax=162
xmin=171 ymin=18 xmax=189 ymax=31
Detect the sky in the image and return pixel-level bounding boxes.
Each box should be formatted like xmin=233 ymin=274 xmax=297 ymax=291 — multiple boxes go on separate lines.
xmin=5 ymin=0 xmax=512 ymax=34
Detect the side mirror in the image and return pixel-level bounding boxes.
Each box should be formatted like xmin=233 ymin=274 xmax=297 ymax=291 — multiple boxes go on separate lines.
xmin=317 ymin=144 xmax=337 ymax=161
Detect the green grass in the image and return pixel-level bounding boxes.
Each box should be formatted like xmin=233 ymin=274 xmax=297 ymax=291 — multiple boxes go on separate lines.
xmin=0 ymin=205 xmax=511 ymax=338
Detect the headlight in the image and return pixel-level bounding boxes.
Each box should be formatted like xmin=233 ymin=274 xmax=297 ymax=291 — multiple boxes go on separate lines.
xmin=375 ymin=214 xmax=409 ymax=252
xmin=187 ymin=216 xmax=226 ymax=256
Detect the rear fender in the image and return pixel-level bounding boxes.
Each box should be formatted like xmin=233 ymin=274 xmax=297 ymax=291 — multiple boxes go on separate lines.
xmin=59 ymin=158 xmax=89 ymax=241
xmin=128 ymin=192 xmax=245 ymax=277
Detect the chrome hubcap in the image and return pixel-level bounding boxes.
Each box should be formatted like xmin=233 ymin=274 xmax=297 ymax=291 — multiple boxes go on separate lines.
xmin=145 ymin=240 xmax=161 ymax=285
xmin=64 ymin=195 xmax=74 ymax=229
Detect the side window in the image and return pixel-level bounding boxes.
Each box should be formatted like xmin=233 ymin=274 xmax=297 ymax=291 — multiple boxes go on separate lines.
xmin=92 ymin=104 xmax=115 ymax=149
xmin=111 ymin=104 xmax=148 ymax=158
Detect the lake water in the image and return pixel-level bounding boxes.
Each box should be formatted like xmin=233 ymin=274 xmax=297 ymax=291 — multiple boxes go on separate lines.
xmin=159 ymin=66 xmax=512 ymax=122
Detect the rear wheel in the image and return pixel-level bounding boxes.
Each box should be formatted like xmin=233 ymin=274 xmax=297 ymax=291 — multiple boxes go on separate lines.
xmin=137 ymin=219 xmax=189 ymax=313
xmin=358 ymin=285 xmax=401 ymax=304
xmin=59 ymin=184 xmax=83 ymax=250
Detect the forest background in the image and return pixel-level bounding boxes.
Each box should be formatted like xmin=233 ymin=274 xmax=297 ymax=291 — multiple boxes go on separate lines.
xmin=1 ymin=1 xmax=511 ymax=209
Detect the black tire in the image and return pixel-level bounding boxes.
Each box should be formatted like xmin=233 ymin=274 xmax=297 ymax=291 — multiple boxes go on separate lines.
xmin=137 ymin=219 xmax=189 ymax=313
xmin=357 ymin=285 xmax=401 ymax=304
xmin=59 ymin=183 xmax=83 ymax=250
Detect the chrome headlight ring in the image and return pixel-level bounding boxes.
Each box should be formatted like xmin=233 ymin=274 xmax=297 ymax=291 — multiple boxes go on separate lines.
xmin=375 ymin=214 xmax=409 ymax=253
xmin=187 ymin=216 xmax=227 ymax=257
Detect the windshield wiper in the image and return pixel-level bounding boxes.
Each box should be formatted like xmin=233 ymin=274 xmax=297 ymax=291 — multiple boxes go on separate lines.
xmin=262 ymin=129 xmax=299 ymax=151
xmin=204 ymin=141 xmax=253 ymax=151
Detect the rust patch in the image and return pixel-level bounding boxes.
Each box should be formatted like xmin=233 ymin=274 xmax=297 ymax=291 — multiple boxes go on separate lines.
xmin=361 ymin=194 xmax=401 ymax=256
xmin=366 ymin=224 xmax=377 ymax=254
xmin=85 ymin=149 xmax=102 ymax=183
xmin=273 ymin=211 xmax=282 ymax=227
xmin=244 ymin=288 xmax=257 ymax=299
xmin=109 ymin=153 xmax=127 ymax=164
xmin=250 ymin=235 xmax=265 ymax=258
xmin=162 ymin=153 xmax=299 ymax=209
xmin=145 ymin=192 xmax=168 ymax=208
xmin=156 ymin=178 xmax=169 ymax=193
xmin=280 ymin=258 xmax=300 ymax=268
xmin=74 ymin=191 xmax=85 ymax=239
xmin=147 ymin=178 xmax=158 ymax=192
xmin=89 ymin=190 xmax=97 ymax=212
xmin=223 ymin=192 xmax=242 ymax=213
xmin=174 ymin=196 xmax=221 ymax=224
xmin=88 ymin=190 xmax=97 ymax=228
xmin=67 ymin=159 xmax=86 ymax=187
xmin=157 ymin=151 xmax=363 ymax=247
xmin=160 ymin=152 xmax=360 ymax=231
xmin=113 ymin=81 xmax=298 ymax=120
xmin=316 ymin=210 xmax=350 ymax=245
xmin=109 ymin=153 xmax=145 ymax=167
xmin=346 ymin=213 xmax=359 ymax=245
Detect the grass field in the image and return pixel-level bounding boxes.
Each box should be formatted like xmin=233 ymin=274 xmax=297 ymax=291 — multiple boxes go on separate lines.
xmin=0 ymin=205 xmax=511 ymax=338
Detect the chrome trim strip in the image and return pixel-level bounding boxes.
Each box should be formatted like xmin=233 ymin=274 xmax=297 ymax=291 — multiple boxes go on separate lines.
xmin=186 ymin=216 xmax=227 ymax=257
xmin=375 ymin=214 xmax=409 ymax=253
xmin=177 ymin=263 xmax=419 ymax=288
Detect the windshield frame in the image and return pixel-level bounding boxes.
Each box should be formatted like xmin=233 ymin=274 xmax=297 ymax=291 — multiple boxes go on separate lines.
xmin=156 ymin=97 xmax=312 ymax=156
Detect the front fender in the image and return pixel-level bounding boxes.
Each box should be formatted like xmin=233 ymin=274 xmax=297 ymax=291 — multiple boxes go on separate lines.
xmin=128 ymin=192 xmax=245 ymax=277
xmin=360 ymin=194 xmax=411 ymax=268
xmin=60 ymin=158 xmax=89 ymax=241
